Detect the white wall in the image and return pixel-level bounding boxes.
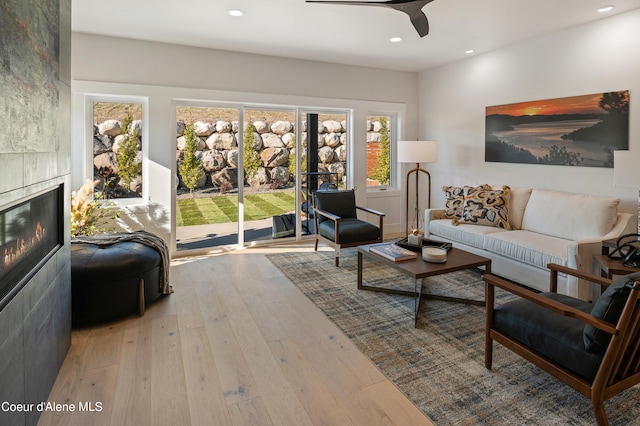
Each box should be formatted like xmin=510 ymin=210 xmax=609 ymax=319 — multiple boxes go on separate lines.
xmin=418 ymin=9 xmax=640 ymax=214
xmin=71 ymin=34 xmax=420 ymax=252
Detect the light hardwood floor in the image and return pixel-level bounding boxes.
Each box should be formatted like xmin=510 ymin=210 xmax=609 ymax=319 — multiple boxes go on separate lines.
xmin=39 ymin=243 xmax=432 ymax=426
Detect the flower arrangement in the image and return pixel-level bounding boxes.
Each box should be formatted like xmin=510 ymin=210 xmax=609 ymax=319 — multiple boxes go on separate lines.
xmin=70 ymin=179 xmax=118 ymax=237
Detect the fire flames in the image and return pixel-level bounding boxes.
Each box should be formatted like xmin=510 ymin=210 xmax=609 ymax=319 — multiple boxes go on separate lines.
xmin=2 ymin=222 xmax=45 ymax=268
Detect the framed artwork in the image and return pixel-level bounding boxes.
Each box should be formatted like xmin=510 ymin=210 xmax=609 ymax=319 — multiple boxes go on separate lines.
xmin=485 ymin=91 xmax=629 ymax=168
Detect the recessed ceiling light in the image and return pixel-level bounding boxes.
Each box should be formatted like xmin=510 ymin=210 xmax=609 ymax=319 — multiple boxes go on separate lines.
xmin=597 ymin=5 xmax=614 ymax=13
xmin=390 ymin=37 xmax=403 ymax=43
xmin=229 ymin=9 xmax=244 ymax=17
xmin=465 ymin=49 xmax=475 ymax=54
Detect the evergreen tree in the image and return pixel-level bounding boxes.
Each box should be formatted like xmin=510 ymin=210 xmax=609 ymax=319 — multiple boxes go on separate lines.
xmin=370 ymin=117 xmax=391 ymax=185
xmin=244 ymin=122 xmax=262 ymax=183
xmin=116 ymin=108 xmax=141 ymax=192
xmin=179 ymin=122 xmax=203 ymax=195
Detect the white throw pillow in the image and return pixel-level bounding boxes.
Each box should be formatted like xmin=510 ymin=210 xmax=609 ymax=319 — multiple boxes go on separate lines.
xmin=521 ymin=189 xmax=619 ymax=241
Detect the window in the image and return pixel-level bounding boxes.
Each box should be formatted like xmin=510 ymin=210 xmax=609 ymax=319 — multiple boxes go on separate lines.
xmin=92 ymin=101 xmax=143 ymax=199
xmin=366 ymin=115 xmax=394 ymax=188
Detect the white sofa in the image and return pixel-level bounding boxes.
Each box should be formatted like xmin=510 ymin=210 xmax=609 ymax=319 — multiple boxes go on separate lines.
xmin=425 ymin=188 xmax=636 ymax=300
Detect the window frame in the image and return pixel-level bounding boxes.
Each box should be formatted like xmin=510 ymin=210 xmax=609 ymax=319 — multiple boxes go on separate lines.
xmin=85 ymin=94 xmax=149 ymax=206
xmin=365 ymin=112 xmax=398 ymax=191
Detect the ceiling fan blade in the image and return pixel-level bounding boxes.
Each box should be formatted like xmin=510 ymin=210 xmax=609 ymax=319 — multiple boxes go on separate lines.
xmin=306 ymin=0 xmax=386 ymax=6
xmin=307 ymin=0 xmax=429 ymax=4
xmin=393 ymin=3 xmax=431 ymax=37
xmin=305 ymin=1 xmax=389 ymax=5
xmin=408 ymin=10 xmax=429 ymax=37
xmin=306 ymin=0 xmax=434 ymax=37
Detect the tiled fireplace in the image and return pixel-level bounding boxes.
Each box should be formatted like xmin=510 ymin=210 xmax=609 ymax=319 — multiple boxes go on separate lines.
xmin=0 ymin=0 xmax=72 ymax=424
xmin=0 ymin=181 xmax=71 ymax=426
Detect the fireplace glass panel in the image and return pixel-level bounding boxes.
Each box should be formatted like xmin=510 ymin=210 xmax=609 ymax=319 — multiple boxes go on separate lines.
xmin=0 ymin=185 xmax=63 ymax=310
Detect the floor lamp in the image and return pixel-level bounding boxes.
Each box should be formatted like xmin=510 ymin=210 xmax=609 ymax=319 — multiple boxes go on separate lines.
xmin=397 ymin=140 xmax=438 ymax=239
xmin=614 ymin=150 xmax=640 ymax=236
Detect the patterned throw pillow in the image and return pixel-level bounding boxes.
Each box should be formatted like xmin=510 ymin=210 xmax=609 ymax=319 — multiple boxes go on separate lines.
xmin=454 ymin=185 xmax=512 ymax=229
xmin=442 ymin=184 xmax=490 ymax=219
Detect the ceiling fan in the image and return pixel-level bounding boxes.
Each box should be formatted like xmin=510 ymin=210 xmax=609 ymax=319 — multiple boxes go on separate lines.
xmin=305 ymin=0 xmax=435 ymax=37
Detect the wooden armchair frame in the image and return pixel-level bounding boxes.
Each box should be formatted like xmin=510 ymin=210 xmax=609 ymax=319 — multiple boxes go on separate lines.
xmin=483 ymin=264 xmax=640 ymax=426
xmin=314 ymin=201 xmax=384 ymax=267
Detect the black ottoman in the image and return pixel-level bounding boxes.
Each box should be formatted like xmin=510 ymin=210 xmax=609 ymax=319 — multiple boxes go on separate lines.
xmin=71 ymin=241 xmax=164 ymax=327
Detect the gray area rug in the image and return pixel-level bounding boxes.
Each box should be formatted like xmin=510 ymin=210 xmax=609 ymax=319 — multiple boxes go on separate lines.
xmin=266 ymin=248 xmax=640 ymax=425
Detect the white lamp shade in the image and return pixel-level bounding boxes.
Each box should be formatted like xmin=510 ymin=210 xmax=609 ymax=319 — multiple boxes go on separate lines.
xmin=397 ymin=140 xmax=438 ymax=164
xmin=614 ymin=150 xmax=640 ymax=189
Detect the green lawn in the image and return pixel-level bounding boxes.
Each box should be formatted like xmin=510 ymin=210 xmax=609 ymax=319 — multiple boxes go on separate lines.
xmin=176 ymin=191 xmax=296 ymax=226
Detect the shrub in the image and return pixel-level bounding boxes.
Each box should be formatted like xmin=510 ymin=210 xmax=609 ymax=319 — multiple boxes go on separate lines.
xmin=116 ymin=108 xmax=141 ymax=190
xmin=243 ymin=122 xmax=262 ymax=183
xmin=179 ymin=122 xmax=204 ymax=195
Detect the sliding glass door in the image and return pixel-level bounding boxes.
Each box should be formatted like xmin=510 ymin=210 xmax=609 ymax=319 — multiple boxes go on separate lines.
xmin=242 ymin=108 xmax=297 ymax=245
xmin=174 ymin=103 xmax=350 ymax=251
xmin=175 ymin=105 xmax=301 ymax=250
xmin=175 ymin=105 xmax=241 ymax=250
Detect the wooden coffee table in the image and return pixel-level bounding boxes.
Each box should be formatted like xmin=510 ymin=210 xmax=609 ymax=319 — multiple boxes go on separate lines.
xmin=357 ymin=244 xmax=491 ymax=327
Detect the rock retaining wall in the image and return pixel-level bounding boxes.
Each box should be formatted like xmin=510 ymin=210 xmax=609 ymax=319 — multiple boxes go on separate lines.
xmin=92 ymin=118 xmax=386 ymax=195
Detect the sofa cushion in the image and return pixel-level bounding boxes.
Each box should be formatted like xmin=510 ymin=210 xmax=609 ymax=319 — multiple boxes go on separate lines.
xmin=429 ymin=219 xmax=508 ymax=249
xmin=584 ymin=272 xmax=640 ymax=353
xmin=455 ymin=186 xmax=511 ymax=229
xmin=484 ymin=230 xmax=568 ymax=270
xmin=494 ymin=292 xmax=603 ymax=381
xmin=317 ymin=218 xmax=380 ymax=243
xmin=521 ymin=189 xmax=619 ymax=241
xmin=507 ymin=187 xmax=532 ymax=230
xmin=441 ymin=184 xmax=490 ymax=219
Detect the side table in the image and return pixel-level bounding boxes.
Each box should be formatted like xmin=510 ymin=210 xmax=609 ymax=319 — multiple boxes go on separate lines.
xmin=592 ymin=253 xmax=640 ymax=302
xmin=600 ymin=238 xmax=620 ymax=255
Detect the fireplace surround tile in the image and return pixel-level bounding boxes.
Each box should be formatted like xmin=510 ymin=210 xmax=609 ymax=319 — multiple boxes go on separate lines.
xmin=24 ymin=152 xmax=59 ymax=187
xmin=22 ymin=252 xmax=62 ymax=318
xmin=24 ymin=269 xmax=71 ymax=425
xmin=0 ymin=154 xmax=25 ymax=194
xmin=0 ymin=249 xmax=71 ymax=425
xmin=0 ymin=287 xmax=22 ymax=350
xmin=57 ymin=88 xmax=72 ymax=177
xmin=0 ymin=321 xmax=24 ymax=426
xmin=54 ymin=265 xmax=72 ymax=367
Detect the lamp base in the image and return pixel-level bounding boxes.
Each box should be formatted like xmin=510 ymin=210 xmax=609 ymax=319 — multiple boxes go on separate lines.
xmin=405 ymin=164 xmax=431 ymax=237
xmin=407 ymin=233 xmax=421 ymax=245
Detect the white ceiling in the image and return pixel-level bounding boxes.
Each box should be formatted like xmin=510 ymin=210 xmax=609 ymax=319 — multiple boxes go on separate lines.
xmin=72 ymin=0 xmax=640 ymax=73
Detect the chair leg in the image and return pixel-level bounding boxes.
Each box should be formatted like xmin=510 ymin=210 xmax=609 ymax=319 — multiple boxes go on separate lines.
xmin=484 ymin=337 xmax=493 ymax=369
xmin=335 ymin=245 xmax=340 ymax=267
xmin=314 ymin=236 xmax=319 ymax=252
xmin=485 ymin=282 xmax=495 ymax=369
xmin=592 ymin=396 xmax=609 ymax=426
xmin=484 ymin=330 xmax=493 ymax=370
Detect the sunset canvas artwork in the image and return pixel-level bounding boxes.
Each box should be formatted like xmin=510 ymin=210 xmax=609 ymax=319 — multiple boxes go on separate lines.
xmin=485 ymin=91 xmax=629 ymax=167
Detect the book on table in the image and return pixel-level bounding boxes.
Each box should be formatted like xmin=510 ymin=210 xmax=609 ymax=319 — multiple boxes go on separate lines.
xmin=369 ymin=242 xmax=418 ymax=262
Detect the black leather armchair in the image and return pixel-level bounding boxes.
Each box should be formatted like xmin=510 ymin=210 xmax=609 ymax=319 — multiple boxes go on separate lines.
xmin=483 ymin=264 xmax=640 ymax=425
xmin=313 ymin=189 xmax=384 ymax=266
